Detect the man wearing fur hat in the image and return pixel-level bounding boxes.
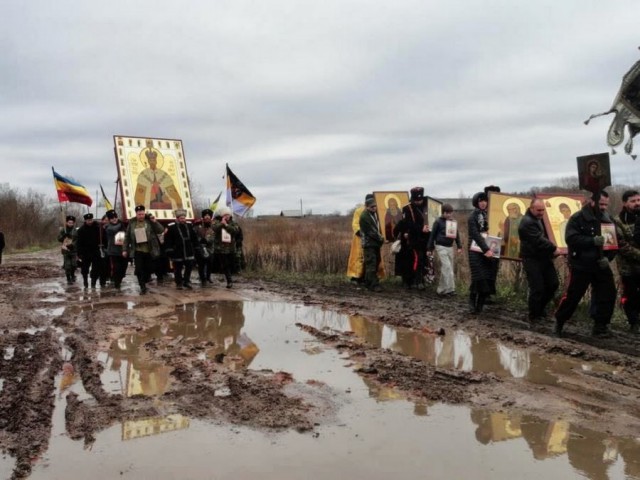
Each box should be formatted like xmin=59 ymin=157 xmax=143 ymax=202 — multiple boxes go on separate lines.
xmin=212 ymin=206 xmax=240 ymax=288
xmin=614 ymin=189 xmax=640 ymax=333
xmin=57 ymin=215 xmax=78 ymax=284
xmin=397 ymin=187 xmax=430 ymax=289
xmin=359 ymin=194 xmax=385 ymax=292
xmin=122 ymin=205 xmax=165 ymax=294
xmin=165 ymin=209 xmax=199 ymax=290
xmin=195 ymin=208 xmax=216 ymax=286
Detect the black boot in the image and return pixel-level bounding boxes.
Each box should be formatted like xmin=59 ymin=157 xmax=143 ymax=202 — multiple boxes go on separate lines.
xmin=83 ymin=275 xmax=89 ymax=289
xmin=475 ymin=294 xmax=486 ymax=314
xmin=554 ymin=316 xmax=565 ymax=337
xmin=469 ymin=293 xmax=478 ymax=314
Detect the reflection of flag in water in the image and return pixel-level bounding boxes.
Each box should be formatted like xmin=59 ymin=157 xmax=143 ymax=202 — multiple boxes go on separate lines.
xmin=100 ymin=183 xmax=113 ymax=210
xmin=226 ymin=164 xmax=256 ymax=217
xmin=210 ymin=191 xmax=222 ymax=212
xmin=52 ymin=167 xmax=93 ymax=206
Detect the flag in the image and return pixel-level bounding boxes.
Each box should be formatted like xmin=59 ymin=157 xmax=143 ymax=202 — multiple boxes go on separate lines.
xmin=52 ymin=167 xmax=93 ymax=206
xmin=100 ymin=183 xmax=113 ymax=210
xmin=226 ymin=164 xmax=256 ymax=217
xmin=209 ymin=191 xmax=222 ymax=212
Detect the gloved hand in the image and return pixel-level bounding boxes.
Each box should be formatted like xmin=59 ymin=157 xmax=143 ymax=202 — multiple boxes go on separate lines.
xmin=593 ymin=235 xmax=605 ymax=247
xmin=597 ymin=257 xmax=610 ymax=270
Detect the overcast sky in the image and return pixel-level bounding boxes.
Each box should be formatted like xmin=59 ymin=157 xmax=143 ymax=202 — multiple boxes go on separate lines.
xmin=3 ymin=0 xmax=640 ymax=215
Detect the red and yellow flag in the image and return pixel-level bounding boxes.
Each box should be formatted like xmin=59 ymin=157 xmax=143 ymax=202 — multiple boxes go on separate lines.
xmin=52 ymin=167 xmax=93 ymax=206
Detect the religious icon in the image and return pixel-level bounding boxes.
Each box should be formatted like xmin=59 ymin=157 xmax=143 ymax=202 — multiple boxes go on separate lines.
xmin=535 ymin=193 xmax=585 ymax=254
xmin=425 ymin=196 xmax=443 ymax=230
xmin=373 ymin=191 xmax=409 ymax=241
xmin=577 ymin=152 xmax=611 ymax=193
xmin=487 ymin=192 xmax=530 ymax=261
xmin=113 ymin=135 xmax=194 ymax=220
xmin=601 ymin=223 xmax=618 ymax=251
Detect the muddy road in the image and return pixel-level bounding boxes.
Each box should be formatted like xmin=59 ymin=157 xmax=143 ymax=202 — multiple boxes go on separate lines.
xmin=0 ymin=249 xmax=639 ymax=479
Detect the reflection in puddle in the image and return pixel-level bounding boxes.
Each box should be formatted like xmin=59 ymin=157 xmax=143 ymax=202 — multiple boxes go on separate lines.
xmin=344 ymin=315 xmax=618 ymax=385
xmin=122 ymin=414 xmax=190 ymax=441
xmin=21 ymin=301 xmax=640 ymax=480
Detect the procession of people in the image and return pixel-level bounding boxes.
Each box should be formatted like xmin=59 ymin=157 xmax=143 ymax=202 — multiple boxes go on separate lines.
xmin=347 ymin=184 xmax=640 ymax=340
xmin=56 ymin=204 xmax=245 ymax=295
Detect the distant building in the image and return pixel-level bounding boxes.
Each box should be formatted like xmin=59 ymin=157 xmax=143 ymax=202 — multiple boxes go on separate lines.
xmin=280 ymin=210 xmax=304 ymax=218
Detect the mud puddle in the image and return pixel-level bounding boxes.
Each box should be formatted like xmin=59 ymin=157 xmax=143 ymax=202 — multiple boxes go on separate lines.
xmin=327 ymin=314 xmax=620 ymax=386
xmin=15 ymin=301 xmax=639 ymax=480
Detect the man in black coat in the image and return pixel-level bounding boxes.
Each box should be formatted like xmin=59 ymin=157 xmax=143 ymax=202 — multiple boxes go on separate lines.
xmin=76 ymin=213 xmax=102 ymax=288
xmin=398 ymin=186 xmax=430 ymax=290
xmin=518 ymin=199 xmax=560 ymax=323
xmin=555 ymin=191 xmax=617 ymax=338
xmin=165 ymin=209 xmax=199 ymax=290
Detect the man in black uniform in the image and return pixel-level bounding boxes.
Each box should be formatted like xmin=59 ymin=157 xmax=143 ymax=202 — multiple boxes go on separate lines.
xmin=518 ymin=199 xmax=560 ymax=323
xmin=555 ymin=191 xmax=617 ymax=338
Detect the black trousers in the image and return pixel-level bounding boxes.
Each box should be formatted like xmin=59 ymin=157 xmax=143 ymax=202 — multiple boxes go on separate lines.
xmin=109 ymin=255 xmax=128 ymax=286
xmin=621 ymin=274 xmax=640 ymax=326
xmin=523 ymin=257 xmax=559 ymax=318
xmin=555 ymin=267 xmax=616 ymax=330
xmin=173 ymin=259 xmax=194 ymax=286
xmin=133 ymin=252 xmax=154 ymax=287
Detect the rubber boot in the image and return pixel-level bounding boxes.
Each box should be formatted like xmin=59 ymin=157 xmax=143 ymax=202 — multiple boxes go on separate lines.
xmin=554 ymin=316 xmax=565 ymax=337
xmin=83 ymin=275 xmax=89 ymax=289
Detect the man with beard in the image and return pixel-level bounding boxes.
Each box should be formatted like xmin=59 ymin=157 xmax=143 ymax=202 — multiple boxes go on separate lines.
xmin=398 ymin=187 xmax=430 ymax=290
xmin=614 ymin=190 xmax=640 ymax=333
xmin=555 ymin=191 xmax=617 ymax=338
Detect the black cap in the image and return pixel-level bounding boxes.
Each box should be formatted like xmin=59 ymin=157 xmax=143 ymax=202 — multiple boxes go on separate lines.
xmin=134 ymin=205 xmax=146 ymax=212
xmin=106 ymin=209 xmax=118 ymax=219
xmin=83 ymin=213 xmax=94 ymax=220
xmin=201 ymin=208 xmax=213 ymax=218
xmin=66 ymin=215 xmax=76 ymax=222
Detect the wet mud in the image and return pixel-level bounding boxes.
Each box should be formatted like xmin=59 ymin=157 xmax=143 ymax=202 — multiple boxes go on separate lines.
xmin=1 ymin=250 xmax=640 ymax=479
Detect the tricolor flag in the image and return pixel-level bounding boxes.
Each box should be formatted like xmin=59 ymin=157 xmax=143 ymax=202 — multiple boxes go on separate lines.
xmin=226 ymin=164 xmax=256 ymax=217
xmin=209 ymin=191 xmax=222 ymax=212
xmin=100 ymin=183 xmax=113 ymax=210
xmin=52 ymin=167 xmax=93 ymax=206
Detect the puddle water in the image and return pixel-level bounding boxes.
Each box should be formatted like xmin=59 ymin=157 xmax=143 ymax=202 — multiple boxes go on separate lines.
xmin=332 ymin=315 xmax=619 ymax=386
xmin=15 ymin=301 xmax=639 ymax=479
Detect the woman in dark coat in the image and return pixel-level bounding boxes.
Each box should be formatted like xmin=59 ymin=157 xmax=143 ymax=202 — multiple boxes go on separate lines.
xmin=467 ymin=191 xmax=497 ymax=314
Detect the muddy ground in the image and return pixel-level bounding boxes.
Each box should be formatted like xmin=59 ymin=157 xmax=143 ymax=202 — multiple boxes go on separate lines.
xmin=1 ymin=249 xmax=640 ymax=478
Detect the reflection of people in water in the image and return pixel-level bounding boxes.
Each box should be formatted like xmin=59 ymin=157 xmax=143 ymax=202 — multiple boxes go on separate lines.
xmin=582 ymin=160 xmax=605 ymax=193
xmin=384 ymin=197 xmax=403 ymax=241
xmin=134 ymin=146 xmax=183 ymax=210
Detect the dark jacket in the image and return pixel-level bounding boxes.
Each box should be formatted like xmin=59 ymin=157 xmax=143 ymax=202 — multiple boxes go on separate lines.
xmin=401 ymin=202 xmax=429 ymax=249
xmin=105 ymin=221 xmax=127 ymax=257
xmin=566 ymin=205 xmax=616 ymax=272
xmin=359 ymin=208 xmax=384 ymax=248
xmin=76 ymin=222 xmax=101 ymax=258
xmin=518 ymin=210 xmax=556 ymax=260
xmin=428 ymin=217 xmax=461 ymax=250
xmin=467 ymin=208 xmax=493 ymax=282
xmin=614 ymin=209 xmax=640 ymax=276
xmin=165 ymin=221 xmax=199 ymax=261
